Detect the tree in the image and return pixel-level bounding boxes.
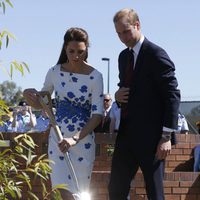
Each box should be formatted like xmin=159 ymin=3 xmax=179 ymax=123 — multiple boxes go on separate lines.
xmin=0 ymin=80 xmax=23 ymax=106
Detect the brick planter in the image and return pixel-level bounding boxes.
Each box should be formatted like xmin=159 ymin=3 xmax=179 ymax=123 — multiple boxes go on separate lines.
xmin=92 ymin=133 xmax=200 ymax=200
xmin=1 ymin=132 xmax=200 ymax=199
xmin=90 ymin=171 xmax=200 ymax=200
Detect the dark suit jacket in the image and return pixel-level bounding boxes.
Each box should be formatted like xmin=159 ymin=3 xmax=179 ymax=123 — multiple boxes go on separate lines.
xmin=117 ymin=38 xmax=180 ymax=155
xmin=94 ymin=110 xmax=111 ymax=133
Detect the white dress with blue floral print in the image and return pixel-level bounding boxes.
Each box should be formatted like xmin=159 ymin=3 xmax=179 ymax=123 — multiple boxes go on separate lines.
xmin=41 ymin=64 xmax=103 ymax=193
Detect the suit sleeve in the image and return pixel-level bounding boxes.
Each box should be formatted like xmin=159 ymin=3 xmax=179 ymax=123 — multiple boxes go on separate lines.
xmin=152 ymin=48 xmax=180 ymax=129
xmin=117 ymin=51 xmax=124 ymax=88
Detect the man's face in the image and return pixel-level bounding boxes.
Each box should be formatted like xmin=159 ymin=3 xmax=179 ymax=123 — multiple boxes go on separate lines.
xmin=20 ymin=106 xmax=28 ymax=115
xmin=104 ymin=95 xmax=112 ymax=110
xmin=115 ymin=17 xmax=139 ymax=48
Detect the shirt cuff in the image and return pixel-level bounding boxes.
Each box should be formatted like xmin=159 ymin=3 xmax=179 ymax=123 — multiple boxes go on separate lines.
xmin=163 ymin=127 xmax=176 ymax=132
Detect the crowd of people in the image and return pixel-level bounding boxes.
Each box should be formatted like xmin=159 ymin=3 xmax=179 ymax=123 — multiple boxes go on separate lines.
xmin=0 ymin=100 xmax=50 ymax=133
xmin=0 ymin=98 xmax=191 ymax=136
xmin=1 ymin=7 xmax=200 ymax=200
xmin=0 ymin=96 xmax=191 ymax=136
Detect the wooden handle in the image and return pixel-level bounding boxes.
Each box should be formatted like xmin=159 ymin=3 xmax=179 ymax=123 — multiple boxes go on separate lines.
xmin=37 ymin=93 xmax=63 ymax=142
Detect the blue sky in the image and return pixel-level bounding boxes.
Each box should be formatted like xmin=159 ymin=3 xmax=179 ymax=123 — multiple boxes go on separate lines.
xmin=1 ymin=0 xmax=200 ymax=101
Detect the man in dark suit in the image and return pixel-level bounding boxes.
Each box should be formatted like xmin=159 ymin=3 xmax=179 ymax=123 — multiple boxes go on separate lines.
xmin=94 ymin=94 xmax=112 ymax=133
xmin=108 ymin=8 xmax=180 ymax=200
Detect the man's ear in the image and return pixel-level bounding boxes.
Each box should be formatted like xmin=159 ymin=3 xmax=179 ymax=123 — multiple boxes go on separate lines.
xmin=134 ymin=21 xmax=140 ymax=30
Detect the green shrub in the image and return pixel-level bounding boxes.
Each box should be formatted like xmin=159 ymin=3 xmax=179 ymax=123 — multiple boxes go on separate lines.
xmin=0 ymin=132 xmax=66 ymax=200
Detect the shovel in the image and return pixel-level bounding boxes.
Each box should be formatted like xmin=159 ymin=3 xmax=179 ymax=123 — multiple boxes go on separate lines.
xmin=37 ymin=92 xmax=81 ymax=200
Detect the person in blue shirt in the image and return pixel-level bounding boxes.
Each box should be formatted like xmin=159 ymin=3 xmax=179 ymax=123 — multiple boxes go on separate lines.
xmin=176 ymin=113 xmax=189 ymax=134
xmin=34 ymin=109 xmax=50 ymax=132
xmin=194 ymin=144 xmax=200 ymax=172
xmin=12 ymin=101 xmax=36 ymax=132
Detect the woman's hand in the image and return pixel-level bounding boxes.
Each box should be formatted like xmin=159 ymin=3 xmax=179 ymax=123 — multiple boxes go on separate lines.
xmin=58 ymin=137 xmax=77 ymax=153
xmin=23 ymin=88 xmax=42 ymax=109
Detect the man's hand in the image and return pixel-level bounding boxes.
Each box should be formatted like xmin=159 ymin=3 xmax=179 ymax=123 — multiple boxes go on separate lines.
xmin=115 ymin=87 xmax=130 ymax=103
xmin=156 ymin=139 xmax=171 ymax=160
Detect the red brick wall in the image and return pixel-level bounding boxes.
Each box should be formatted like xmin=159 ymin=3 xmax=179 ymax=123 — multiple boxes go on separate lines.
xmin=90 ymin=171 xmax=200 ymax=200
xmin=1 ymin=132 xmax=200 ymax=199
xmin=91 ymin=133 xmax=200 ymax=200
xmin=94 ymin=133 xmax=200 ymax=172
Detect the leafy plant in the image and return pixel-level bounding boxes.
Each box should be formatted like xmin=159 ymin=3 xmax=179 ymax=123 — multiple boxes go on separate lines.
xmin=106 ymin=144 xmax=114 ymax=156
xmin=0 ymin=133 xmax=66 ymax=200
xmin=0 ymin=99 xmax=9 ymax=127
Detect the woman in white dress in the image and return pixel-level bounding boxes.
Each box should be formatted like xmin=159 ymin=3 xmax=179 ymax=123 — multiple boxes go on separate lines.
xmin=23 ymin=27 xmax=103 ymax=199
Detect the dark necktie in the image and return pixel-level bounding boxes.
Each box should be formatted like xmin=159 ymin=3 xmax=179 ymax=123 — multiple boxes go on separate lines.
xmin=101 ymin=110 xmax=107 ymax=128
xmin=121 ymin=49 xmax=135 ymax=119
xmin=123 ymin=49 xmax=135 ymax=87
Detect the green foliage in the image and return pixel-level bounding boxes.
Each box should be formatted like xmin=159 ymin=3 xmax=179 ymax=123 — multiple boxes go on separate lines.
xmin=0 ymin=30 xmax=16 ymax=49
xmin=9 ymin=61 xmax=30 ymax=78
xmin=0 ymin=133 xmax=67 ymax=199
xmin=0 ymin=0 xmax=30 ymax=79
xmin=0 ymin=99 xmax=9 ymax=127
xmin=0 ymin=0 xmax=13 ymax=14
xmin=0 ymin=60 xmax=30 ymax=80
xmin=106 ymin=144 xmax=114 ymax=156
xmin=0 ymin=0 xmax=14 ymax=50
xmin=0 ymin=99 xmax=9 ymax=114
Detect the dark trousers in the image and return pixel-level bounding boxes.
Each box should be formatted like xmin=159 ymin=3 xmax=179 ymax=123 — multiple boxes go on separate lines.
xmin=108 ymin=140 xmax=165 ymax=200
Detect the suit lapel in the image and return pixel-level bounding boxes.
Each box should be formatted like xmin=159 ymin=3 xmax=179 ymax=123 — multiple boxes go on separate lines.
xmin=120 ymin=39 xmax=149 ymax=87
xmin=120 ymin=48 xmax=130 ymax=87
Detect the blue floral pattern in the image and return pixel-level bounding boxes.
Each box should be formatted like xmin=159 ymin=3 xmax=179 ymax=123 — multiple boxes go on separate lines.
xmin=42 ymin=64 xmax=103 ymax=194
